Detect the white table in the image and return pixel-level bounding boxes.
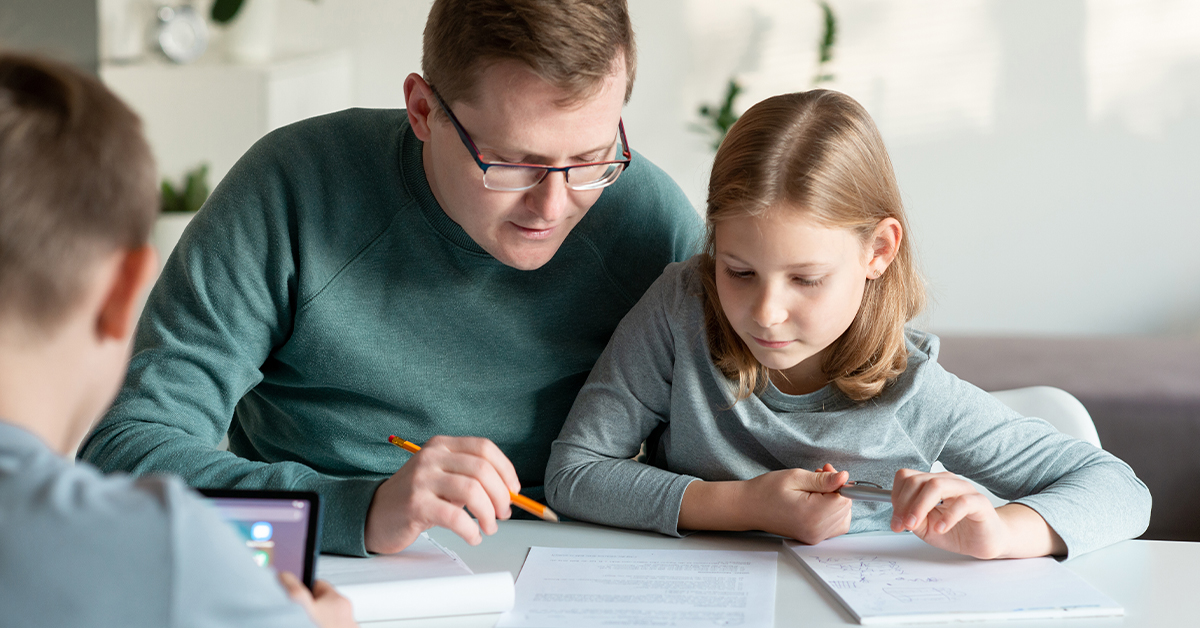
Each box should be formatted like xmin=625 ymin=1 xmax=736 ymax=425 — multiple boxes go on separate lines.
xmin=366 ymin=520 xmax=1198 ymax=627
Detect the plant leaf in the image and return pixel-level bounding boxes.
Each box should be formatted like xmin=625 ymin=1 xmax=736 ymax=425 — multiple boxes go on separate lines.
xmin=211 ymin=0 xmax=246 ymax=24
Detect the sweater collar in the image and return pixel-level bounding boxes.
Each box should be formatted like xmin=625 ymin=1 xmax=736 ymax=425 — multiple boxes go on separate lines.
xmin=398 ymin=117 xmax=490 ymax=255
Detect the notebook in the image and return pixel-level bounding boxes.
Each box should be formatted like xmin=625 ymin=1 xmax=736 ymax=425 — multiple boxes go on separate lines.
xmin=317 ymin=533 xmax=515 ymax=622
xmin=786 ymin=533 xmax=1122 ymax=625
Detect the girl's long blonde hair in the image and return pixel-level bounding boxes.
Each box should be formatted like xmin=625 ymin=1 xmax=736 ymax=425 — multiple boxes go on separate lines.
xmin=701 ymin=90 xmax=925 ymax=402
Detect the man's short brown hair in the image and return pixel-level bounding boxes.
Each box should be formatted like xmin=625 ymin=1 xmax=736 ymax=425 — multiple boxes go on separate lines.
xmin=422 ymin=0 xmax=637 ymax=107
xmin=0 ymin=52 xmax=158 ymax=329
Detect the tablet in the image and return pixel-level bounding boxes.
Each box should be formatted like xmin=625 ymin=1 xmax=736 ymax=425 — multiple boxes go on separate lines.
xmin=199 ymin=488 xmax=322 ymax=589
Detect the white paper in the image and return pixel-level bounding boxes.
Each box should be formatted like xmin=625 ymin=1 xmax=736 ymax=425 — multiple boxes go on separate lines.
xmin=496 ymin=547 xmax=777 ymax=628
xmin=318 ymin=533 xmax=515 ymax=622
xmin=786 ymin=534 xmax=1123 ymax=625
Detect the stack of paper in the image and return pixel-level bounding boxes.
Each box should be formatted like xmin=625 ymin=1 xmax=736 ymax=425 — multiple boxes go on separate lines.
xmin=497 ymin=547 xmax=778 ymax=628
xmin=317 ymin=533 xmax=514 ymax=623
xmin=786 ymin=534 xmax=1122 ymax=625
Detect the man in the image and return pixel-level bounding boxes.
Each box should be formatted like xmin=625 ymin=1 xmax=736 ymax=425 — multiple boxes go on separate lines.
xmin=0 ymin=51 xmax=355 ymax=628
xmin=81 ymin=0 xmax=701 ymax=556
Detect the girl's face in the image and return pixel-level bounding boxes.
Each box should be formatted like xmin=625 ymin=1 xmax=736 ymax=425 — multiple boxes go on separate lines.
xmin=713 ymin=209 xmax=898 ymax=394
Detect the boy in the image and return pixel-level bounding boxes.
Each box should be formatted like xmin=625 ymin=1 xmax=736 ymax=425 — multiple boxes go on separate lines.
xmin=0 ymin=52 xmax=355 ymax=627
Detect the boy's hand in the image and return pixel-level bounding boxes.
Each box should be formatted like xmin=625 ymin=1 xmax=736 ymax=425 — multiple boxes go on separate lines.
xmin=365 ymin=435 xmax=520 ymax=554
xmin=278 ymin=572 xmax=358 ymax=628
xmin=890 ymin=469 xmax=1068 ymax=559
xmin=743 ymin=465 xmax=852 ymax=545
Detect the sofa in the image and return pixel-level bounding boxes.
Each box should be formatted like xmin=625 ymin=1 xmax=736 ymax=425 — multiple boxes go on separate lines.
xmin=937 ymin=336 xmax=1200 ymax=542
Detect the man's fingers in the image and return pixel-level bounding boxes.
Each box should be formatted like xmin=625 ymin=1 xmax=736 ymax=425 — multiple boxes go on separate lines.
xmin=429 ymin=436 xmax=521 ymax=493
xmin=430 ymin=500 xmax=483 ymax=546
xmin=437 ymin=474 xmax=498 ymax=536
xmin=437 ymin=451 xmax=513 ymax=519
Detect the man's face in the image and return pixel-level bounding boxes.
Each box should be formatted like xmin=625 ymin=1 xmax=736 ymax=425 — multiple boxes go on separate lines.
xmin=416 ymin=58 xmax=628 ymax=270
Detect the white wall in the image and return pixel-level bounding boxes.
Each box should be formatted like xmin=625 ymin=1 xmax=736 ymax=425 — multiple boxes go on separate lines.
xmin=622 ymin=0 xmax=1200 ymax=337
xmin=120 ymin=0 xmax=1200 ymax=336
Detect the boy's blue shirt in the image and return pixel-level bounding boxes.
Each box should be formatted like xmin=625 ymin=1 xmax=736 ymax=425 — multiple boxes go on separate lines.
xmin=0 ymin=422 xmax=314 ymax=627
xmin=79 ymin=108 xmax=702 ymax=556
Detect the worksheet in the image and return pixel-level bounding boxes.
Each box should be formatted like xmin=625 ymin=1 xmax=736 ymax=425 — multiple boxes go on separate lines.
xmin=496 ymin=547 xmax=777 ymax=628
xmin=786 ymin=534 xmax=1122 ymax=624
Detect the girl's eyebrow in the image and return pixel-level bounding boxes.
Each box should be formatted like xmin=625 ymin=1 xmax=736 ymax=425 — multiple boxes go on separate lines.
xmin=718 ymin=252 xmax=830 ymax=270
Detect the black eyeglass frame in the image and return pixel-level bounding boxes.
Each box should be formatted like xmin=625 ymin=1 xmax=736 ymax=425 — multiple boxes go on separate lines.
xmin=429 ymin=87 xmax=633 ymax=192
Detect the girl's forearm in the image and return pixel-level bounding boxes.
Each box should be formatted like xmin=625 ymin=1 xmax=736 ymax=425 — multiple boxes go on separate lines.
xmin=678 ymin=480 xmax=753 ymax=532
xmin=996 ymin=503 xmax=1068 ymax=558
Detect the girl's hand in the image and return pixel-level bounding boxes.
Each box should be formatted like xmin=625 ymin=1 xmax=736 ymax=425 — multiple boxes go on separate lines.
xmin=889 ymin=469 xmax=1067 ymax=559
xmin=742 ymin=465 xmax=852 ymax=544
xmin=889 ymin=469 xmax=1007 ymax=558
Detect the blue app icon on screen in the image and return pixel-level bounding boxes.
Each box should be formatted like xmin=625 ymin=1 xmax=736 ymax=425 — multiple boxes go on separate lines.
xmin=251 ymin=521 xmax=273 ymax=541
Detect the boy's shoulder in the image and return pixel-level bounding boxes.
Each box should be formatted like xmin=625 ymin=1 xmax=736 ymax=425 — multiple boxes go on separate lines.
xmin=0 ymin=423 xmax=301 ymax=626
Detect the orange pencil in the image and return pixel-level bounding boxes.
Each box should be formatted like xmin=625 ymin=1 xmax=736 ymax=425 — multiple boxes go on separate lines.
xmin=388 ymin=435 xmax=559 ymax=523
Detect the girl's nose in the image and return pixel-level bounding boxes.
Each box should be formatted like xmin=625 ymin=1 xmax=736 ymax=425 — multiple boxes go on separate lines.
xmin=751 ymin=284 xmax=789 ymax=328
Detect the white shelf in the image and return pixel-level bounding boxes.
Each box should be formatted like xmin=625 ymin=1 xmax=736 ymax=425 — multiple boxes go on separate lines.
xmin=101 ymin=49 xmax=353 ymax=185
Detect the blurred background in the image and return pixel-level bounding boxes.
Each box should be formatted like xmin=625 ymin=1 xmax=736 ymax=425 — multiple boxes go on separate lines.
xmin=4 ymin=0 xmax=1200 ymax=538
xmin=5 ymin=0 xmax=1198 ymax=336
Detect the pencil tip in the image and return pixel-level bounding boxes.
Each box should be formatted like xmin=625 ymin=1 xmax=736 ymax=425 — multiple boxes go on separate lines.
xmin=543 ymin=509 xmax=560 ymax=523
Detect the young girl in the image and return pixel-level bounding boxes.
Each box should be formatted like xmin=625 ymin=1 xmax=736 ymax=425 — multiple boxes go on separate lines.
xmin=544 ymin=90 xmax=1150 ymax=559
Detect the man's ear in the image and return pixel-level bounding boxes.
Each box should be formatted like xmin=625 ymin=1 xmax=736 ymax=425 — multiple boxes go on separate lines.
xmin=404 ymin=73 xmax=437 ymax=142
xmin=96 ymin=245 xmax=157 ymax=342
xmin=866 ymin=218 xmax=903 ymax=280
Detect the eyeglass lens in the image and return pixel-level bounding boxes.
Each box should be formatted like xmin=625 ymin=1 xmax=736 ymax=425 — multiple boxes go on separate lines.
xmin=483 ymin=161 xmax=626 ymax=192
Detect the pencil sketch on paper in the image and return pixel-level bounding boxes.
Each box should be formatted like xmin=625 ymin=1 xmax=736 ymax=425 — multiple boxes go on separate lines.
xmin=810 ymin=555 xmax=967 ymax=603
xmin=786 ymin=535 xmax=1124 ymax=623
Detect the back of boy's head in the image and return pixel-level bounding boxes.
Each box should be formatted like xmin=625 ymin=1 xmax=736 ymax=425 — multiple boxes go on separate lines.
xmin=701 ymin=89 xmax=926 ymax=402
xmin=0 ymin=52 xmax=157 ymax=332
xmin=422 ymin=0 xmax=637 ymax=108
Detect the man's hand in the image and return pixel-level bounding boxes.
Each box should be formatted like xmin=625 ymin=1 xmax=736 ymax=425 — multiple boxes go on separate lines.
xmin=365 ymin=435 xmax=521 ymax=554
xmin=889 ymin=468 xmax=1066 ymax=559
xmin=278 ymin=572 xmax=358 ymax=628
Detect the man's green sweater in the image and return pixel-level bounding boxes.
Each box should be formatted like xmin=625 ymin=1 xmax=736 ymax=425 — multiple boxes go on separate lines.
xmin=80 ymin=109 xmax=701 ymax=555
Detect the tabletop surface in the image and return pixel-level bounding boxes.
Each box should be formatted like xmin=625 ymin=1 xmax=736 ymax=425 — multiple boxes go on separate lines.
xmin=364 ymin=520 xmax=1199 ymax=627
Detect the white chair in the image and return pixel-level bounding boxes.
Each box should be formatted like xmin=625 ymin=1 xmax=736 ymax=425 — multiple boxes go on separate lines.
xmin=930 ymin=386 xmax=1099 ymax=506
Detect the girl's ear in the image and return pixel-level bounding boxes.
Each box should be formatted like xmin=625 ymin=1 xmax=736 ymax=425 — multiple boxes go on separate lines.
xmin=866 ymin=218 xmax=903 ymax=280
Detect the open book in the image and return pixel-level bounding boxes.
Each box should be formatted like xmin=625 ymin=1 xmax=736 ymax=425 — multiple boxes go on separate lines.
xmin=786 ymin=533 xmax=1122 ymax=625
xmin=317 ymin=533 xmax=514 ymax=623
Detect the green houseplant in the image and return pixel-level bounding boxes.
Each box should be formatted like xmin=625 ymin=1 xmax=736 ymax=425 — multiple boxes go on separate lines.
xmin=152 ymin=164 xmax=210 ymax=268
xmin=694 ymin=1 xmax=838 ymax=150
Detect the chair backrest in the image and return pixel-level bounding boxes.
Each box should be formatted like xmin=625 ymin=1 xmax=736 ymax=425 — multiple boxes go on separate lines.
xmin=930 ymin=386 xmax=1099 ymax=506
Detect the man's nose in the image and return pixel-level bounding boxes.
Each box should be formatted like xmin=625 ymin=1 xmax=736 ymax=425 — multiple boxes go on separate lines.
xmin=525 ymin=170 xmax=569 ymax=223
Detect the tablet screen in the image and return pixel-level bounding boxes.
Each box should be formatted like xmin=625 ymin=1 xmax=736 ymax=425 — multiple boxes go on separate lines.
xmin=199 ymin=489 xmax=321 ymax=588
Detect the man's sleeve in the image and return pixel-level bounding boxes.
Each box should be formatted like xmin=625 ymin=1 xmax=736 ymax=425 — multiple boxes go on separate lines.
xmin=79 ymin=136 xmax=382 ymax=557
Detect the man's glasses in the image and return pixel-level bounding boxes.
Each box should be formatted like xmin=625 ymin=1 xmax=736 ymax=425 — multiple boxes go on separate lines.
xmin=429 ymin=87 xmax=632 ymax=192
